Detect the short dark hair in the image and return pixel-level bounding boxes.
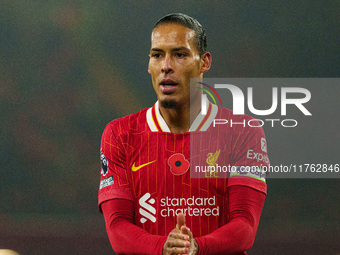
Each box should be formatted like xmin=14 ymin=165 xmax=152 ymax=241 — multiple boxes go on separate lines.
xmin=154 ymin=13 xmax=207 ymax=55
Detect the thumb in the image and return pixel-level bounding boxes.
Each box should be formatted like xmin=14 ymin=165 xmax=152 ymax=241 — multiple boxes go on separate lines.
xmin=181 ymin=226 xmax=191 ymax=237
xmin=176 ymin=212 xmax=186 ymax=230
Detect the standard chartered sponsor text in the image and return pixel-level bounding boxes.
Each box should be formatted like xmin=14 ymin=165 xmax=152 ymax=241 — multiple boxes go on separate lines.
xmin=160 ymin=196 xmax=219 ymax=217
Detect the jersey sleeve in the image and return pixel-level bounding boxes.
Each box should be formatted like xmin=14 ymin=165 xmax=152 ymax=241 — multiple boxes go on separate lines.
xmin=228 ymin=118 xmax=269 ymax=194
xmin=98 ymin=123 xmax=133 ymax=212
xmin=196 ymin=185 xmax=266 ymax=255
xmin=102 ymin=199 xmax=167 ymax=254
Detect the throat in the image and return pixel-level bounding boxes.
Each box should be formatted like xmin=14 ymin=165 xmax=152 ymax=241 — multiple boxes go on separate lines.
xmin=159 ymin=107 xmax=191 ymax=133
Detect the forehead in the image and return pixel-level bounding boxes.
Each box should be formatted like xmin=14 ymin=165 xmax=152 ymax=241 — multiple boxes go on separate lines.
xmin=151 ymin=23 xmax=196 ymax=50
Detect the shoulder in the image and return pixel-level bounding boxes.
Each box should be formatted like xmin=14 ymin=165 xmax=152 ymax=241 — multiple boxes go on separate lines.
xmin=216 ymin=105 xmax=257 ymax=121
xmin=103 ymin=107 xmax=150 ymax=138
xmin=215 ymin=105 xmax=266 ymax=135
xmin=216 ymin=105 xmax=262 ymax=125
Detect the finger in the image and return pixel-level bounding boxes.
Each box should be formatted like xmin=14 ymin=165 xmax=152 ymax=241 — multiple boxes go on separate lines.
xmin=181 ymin=226 xmax=189 ymax=235
xmin=169 ymin=231 xmax=189 ymax=241
xmin=180 ymin=226 xmax=192 ymax=239
xmin=166 ymin=247 xmax=189 ymax=255
xmin=167 ymin=239 xmax=190 ymax=248
xmin=170 ymin=228 xmax=181 ymax=234
xmin=176 ymin=212 xmax=186 ymax=229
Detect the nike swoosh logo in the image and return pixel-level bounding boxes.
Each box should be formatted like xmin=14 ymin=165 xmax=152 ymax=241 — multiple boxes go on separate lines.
xmin=131 ymin=160 xmax=156 ymax=172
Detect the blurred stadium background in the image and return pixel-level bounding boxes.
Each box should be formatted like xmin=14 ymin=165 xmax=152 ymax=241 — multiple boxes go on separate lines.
xmin=0 ymin=1 xmax=339 ymax=254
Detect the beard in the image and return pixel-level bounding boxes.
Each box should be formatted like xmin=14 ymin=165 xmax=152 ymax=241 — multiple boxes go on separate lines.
xmin=160 ymin=99 xmax=178 ymax=109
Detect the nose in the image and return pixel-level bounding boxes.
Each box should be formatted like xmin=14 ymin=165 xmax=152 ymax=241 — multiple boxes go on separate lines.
xmin=162 ymin=55 xmax=173 ymax=74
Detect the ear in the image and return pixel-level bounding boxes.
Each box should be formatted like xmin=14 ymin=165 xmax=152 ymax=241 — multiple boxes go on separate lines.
xmin=148 ymin=54 xmax=151 ymax=74
xmin=200 ymin=52 xmax=212 ymax=74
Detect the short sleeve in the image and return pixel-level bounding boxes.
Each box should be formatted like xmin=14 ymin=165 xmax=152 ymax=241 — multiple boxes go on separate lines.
xmin=228 ymin=119 xmax=269 ymax=194
xmin=98 ymin=123 xmax=133 ymax=212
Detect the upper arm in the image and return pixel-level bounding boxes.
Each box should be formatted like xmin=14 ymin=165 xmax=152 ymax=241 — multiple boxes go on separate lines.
xmin=228 ymin=122 xmax=269 ymax=195
xmin=98 ymin=124 xmax=133 ymax=212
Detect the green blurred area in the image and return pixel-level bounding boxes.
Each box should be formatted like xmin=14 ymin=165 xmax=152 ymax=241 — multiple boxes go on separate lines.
xmin=0 ymin=1 xmax=339 ymax=254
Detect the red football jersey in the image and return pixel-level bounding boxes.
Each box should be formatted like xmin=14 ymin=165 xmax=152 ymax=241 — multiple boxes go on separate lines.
xmin=98 ymin=101 xmax=269 ymax=238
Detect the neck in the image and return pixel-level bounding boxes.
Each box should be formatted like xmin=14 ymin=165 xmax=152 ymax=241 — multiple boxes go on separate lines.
xmin=159 ymin=97 xmax=201 ymax=134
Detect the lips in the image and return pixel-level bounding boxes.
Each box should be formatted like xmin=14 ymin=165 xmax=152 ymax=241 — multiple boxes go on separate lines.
xmin=160 ymin=78 xmax=178 ymax=93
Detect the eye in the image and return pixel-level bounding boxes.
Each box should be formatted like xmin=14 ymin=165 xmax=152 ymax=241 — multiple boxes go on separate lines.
xmin=151 ymin=53 xmax=162 ymax=59
xmin=175 ymin=53 xmax=187 ymax=58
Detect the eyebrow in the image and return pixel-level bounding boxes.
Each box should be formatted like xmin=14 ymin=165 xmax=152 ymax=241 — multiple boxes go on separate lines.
xmin=150 ymin=46 xmax=190 ymax=52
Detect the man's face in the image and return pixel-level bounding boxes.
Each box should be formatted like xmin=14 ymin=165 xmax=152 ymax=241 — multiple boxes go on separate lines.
xmin=148 ymin=23 xmax=204 ymax=109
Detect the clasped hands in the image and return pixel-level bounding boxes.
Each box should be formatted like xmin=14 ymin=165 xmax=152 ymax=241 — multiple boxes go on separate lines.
xmin=163 ymin=213 xmax=198 ymax=255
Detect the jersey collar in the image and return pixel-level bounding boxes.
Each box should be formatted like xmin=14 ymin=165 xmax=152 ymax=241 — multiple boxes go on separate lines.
xmin=146 ymin=100 xmax=218 ymax=132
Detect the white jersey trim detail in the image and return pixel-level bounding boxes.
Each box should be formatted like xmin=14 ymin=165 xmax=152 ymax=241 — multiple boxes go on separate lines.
xmin=154 ymin=101 xmax=171 ymax=132
xmin=198 ymin=103 xmax=218 ymax=131
xmin=146 ymin=107 xmax=158 ymax=132
xmin=146 ymin=101 xmax=218 ymax=132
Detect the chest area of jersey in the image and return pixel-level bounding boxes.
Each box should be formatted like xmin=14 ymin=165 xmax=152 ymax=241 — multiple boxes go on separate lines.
xmin=126 ymin=133 xmax=230 ymax=194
